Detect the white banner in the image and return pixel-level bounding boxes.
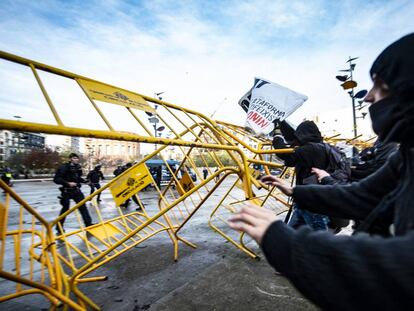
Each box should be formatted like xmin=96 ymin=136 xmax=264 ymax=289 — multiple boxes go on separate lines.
xmin=240 ymin=78 xmax=307 ymax=135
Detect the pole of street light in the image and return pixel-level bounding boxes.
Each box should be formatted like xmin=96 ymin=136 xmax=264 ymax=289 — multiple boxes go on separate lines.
xmin=151 ymin=92 xmax=164 ymax=151
xmin=348 ymin=57 xmax=358 ymax=137
xmin=336 ymin=57 xmax=367 ymax=138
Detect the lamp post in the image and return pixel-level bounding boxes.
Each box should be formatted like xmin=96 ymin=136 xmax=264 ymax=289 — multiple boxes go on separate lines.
xmin=336 ymin=57 xmax=367 ymax=137
xmin=146 ymin=92 xmax=166 ymax=151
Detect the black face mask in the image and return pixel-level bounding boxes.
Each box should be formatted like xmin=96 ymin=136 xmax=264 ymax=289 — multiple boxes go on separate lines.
xmin=368 ymin=96 xmax=401 ymax=141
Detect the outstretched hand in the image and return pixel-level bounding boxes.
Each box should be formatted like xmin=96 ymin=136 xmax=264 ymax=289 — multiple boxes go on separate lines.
xmin=311 ymin=167 xmax=330 ymax=183
xmin=260 ymin=175 xmax=294 ymax=196
xmin=228 ymin=204 xmax=278 ymax=244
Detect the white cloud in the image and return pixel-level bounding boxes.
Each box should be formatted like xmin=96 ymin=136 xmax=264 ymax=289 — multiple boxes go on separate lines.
xmin=0 ymin=0 xmax=413 ymax=153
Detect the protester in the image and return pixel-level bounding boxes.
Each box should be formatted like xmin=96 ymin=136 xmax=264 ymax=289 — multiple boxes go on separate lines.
xmin=273 ymin=120 xmax=339 ymax=231
xmin=351 ymin=138 xmax=398 ymax=180
xmin=310 ymin=167 xmax=351 ymax=233
xmin=54 ymin=153 xmax=93 ymax=234
xmin=229 ymin=33 xmax=414 ymax=309
xmin=87 ymin=164 xmax=104 ymax=202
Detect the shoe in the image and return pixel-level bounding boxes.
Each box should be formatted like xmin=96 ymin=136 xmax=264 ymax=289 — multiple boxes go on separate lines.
xmin=55 ymin=226 xmax=65 ymax=236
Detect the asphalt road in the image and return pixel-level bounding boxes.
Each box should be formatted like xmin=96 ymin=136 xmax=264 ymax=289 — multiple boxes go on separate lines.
xmin=0 ymin=179 xmax=318 ymax=310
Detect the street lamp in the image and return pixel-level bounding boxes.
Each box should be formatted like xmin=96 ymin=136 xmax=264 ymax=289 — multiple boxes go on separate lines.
xmin=336 ymin=57 xmax=367 ymax=137
xmin=147 ymin=92 xmax=166 ymax=150
xmin=154 ymin=92 xmax=164 ymax=101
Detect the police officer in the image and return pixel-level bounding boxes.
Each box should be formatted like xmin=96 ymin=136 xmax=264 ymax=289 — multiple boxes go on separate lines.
xmin=54 ymin=153 xmax=93 ymax=234
xmin=202 ymin=167 xmax=208 ymax=179
xmin=1 ymin=167 xmax=12 ymax=187
xmin=87 ymin=164 xmax=104 ymax=202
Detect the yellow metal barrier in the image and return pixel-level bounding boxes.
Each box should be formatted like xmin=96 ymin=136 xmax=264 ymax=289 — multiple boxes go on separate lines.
xmin=0 ymin=180 xmax=82 ymax=310
xmin=201 ymin=121 xmax=295 ymax=257
xmin=0 ymin=50 xmax=266 ymax=309
xmin=0 ymin=50 xmax=312 ymax=309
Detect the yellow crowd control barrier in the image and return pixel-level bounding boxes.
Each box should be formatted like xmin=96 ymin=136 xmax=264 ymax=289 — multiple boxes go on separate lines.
xmin=0 ymin=50 xmax=297 ymax=309
xmin=201 ymin=121 xmax=295 ymax=256
xmin=0 ymin=180 xmax=83 ymax=310
xmin=326 ymin=134 xmax=377 ymax=150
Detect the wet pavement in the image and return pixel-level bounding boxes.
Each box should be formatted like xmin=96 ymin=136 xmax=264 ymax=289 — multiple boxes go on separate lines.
xmin=0 ymin=179 xmax=319 ymax=310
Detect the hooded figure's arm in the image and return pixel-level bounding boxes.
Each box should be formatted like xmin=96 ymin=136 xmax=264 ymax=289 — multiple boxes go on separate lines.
xmin=272 ymin=135 xmax=296 ymax=166
xmin=261 ymin=221 xmax=414 ymax=310
xmin=292 ymin=151 xmax=401 ymax=220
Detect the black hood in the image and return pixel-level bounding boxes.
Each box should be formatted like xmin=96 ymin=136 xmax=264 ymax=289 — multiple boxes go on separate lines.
xmin=356 ymin=33 xmax=414 ymax=237
xmin=370 ymin=33 xmax=414 ymax=93
xmin=370 ymin=33 xmax=414 ymax=146
xmin=294 ymin=121 xmax=322 ymax=145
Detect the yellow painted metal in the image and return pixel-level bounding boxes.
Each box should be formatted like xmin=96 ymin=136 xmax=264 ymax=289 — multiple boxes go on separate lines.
xmin=0 ymin=180 xmax=81 ymax=309
xmin=29 ymin=63 xmax=64 ymax=126
xmin=0 ymin=50 xmax=299 ymax=309
xmin=76 ymin=78 xmax=115 ymax=131
xmin=77 ymin=78 xmax=155 ymax=112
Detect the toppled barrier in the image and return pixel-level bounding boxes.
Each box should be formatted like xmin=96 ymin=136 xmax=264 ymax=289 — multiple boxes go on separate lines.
xmin=0 ymin=50 xmax=295 ymax=309
xmin=0 ymin=180 xmax=83 ymax=310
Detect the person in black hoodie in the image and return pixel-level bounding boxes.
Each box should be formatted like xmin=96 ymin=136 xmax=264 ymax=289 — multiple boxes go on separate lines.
xmin=229 ymin=33 xmax=414 ymax=310
xmin=351 ymin=138 xmax=398 ymax=180
xmin=273 ymin=120 xmax=331 ymax=230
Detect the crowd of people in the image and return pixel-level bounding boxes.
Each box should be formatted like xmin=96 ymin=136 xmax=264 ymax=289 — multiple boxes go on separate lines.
xmin=229 ymin=33 xmax=414 ymax=309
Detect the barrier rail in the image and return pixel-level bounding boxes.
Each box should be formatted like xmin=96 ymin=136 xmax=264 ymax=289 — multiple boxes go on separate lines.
xmin=0 ymin=50 xmax=283 ymax=309
xmin=0 ymin=180 xmax=82 ymax=310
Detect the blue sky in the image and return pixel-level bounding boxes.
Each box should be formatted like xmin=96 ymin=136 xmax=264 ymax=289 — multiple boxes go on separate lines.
xmin=0 ymin=0 xmax=413 ymax=139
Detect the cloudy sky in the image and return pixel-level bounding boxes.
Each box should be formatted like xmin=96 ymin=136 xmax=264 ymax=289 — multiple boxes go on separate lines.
xmin=0 ymin=0 xmax=413 ymax=143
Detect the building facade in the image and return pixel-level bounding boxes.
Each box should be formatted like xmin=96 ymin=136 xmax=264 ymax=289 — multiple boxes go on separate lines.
xmin=0 ymin=130 xmax=45 ymax=163
xmin=45 ymin=135 xmax=80 ymax=153
xmin=83 ymin=138 xmax=141 ymax=163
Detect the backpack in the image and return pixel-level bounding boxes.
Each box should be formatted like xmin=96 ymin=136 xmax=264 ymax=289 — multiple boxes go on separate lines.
xmin=323 ymin=143 xmax=351 ymax=184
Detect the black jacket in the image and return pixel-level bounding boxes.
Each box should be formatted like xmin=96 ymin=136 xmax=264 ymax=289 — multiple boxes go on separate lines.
xmin=260 ymin=151 xmax=414 ymax=310
xmin=261 ymin=33 xmax=414 ymax=311
xmin=276 ymin=121 xmax=329 ymax=185
xmin=54 ymin=162 xmax=85 ymax=188
xmin=351 ymin=139 xmax=398 ymax=180
xmin=87 ymin=169 xmax=104 ymax=183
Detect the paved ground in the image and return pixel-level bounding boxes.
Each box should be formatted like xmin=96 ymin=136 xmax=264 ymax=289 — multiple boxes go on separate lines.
xmin=0 ymin=179 xmax=320 ymax=310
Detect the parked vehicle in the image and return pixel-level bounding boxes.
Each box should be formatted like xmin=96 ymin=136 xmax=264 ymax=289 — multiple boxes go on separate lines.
xmin=145 ymin=160 xmax=197 ymax=184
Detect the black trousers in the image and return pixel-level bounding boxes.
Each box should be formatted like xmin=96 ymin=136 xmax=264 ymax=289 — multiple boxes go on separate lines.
xmin=89 ymin=182 xmax=102 ymax=201
xmin=58 ymin=188 xmax=92 ymax=228
xmin=121 ymin=194 xmax=140 ymax=208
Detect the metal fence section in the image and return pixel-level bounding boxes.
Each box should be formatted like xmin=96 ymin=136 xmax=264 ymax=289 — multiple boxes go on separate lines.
xmin=204 ymin=121 xmax=295 ymax=257
xmin=0 ymin=51 xmax=268 ymax=309
xmin=0 ymin=180 xmax=82 ymax=310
